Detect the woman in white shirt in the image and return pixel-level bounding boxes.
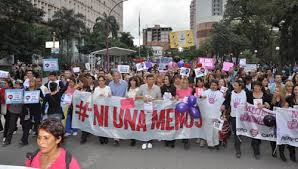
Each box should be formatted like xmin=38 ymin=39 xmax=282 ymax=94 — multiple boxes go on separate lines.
xmin=94 ymin=75 xmax=111 ymax=98
xmin=126 ymin=76 xmax=140 ymax=147
xmin=126 ymin=76 xmax=140 ymax=99
xmin=93 ymin=75 xmax=111 ymax=144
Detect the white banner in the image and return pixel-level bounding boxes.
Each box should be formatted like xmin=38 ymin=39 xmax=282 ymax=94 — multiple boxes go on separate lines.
xmin=236 ymin=104 xmax=276 ymax=141
xmin=72 ymin=91 xmax=208 ymax=141
xmin=276 ymin=107 xmax=298 ymax=147
xmin=43 ymin=59 xmax=59 ymax=72
xmin=0 ymin=70 xmax=9 ymax=78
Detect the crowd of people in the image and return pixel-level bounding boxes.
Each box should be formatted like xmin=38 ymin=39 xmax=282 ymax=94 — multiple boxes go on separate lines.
xmin=0 ymin=61 xmax=297 ymax=165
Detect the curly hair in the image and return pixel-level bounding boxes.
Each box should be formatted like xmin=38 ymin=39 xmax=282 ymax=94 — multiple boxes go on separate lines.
xmin=39 ymin=118 xmax=65 ymax=146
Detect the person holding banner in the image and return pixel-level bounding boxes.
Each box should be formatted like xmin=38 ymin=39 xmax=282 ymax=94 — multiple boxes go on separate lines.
xmin=136 ymin=74 xmax=162 ymax=150
xmin=161 ymin=75 xmax=177 ymax=148
xmin=64 ymin=77 xmax=79 ymax=137
xmin=1 ymin=79 xmax=14 ymax=144
xmin=200 ymin=79 xmax=224 ymax=150
xmin=247 ymin=81 xmax=272 ymax=160
xmin=283 ymin=85 xmax=298 ymax=162
xmin=221 ymin=80 xmax=250 ymax=158
xmin=176 ymin=78 xmax=195 ymax=150
xmin=20 ymin=78 xmax=44 ymax=146
xmin=93 ymin=75 xmax=111 ymax=145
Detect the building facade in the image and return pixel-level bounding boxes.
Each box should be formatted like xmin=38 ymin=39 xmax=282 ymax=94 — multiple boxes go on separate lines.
xmin=143 ymin=25 xmax=172 ymax=50
xmin=29 ymin=0 xmax=124 ymax=31
xmin=190 ymin=0 xmax=227 ymax=48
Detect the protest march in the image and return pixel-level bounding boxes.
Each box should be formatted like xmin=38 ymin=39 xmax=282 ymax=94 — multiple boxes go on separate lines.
xmin=0 ymin=57 xmax=297 ymax=168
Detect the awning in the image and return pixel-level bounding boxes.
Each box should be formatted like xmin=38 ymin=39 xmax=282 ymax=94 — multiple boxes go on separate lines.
xmin=90 ymin=47 xmax=136 ymax=56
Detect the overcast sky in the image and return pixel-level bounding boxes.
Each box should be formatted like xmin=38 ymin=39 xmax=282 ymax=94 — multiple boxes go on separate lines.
xmin=123 ymin=0 xmax=192 ymax=46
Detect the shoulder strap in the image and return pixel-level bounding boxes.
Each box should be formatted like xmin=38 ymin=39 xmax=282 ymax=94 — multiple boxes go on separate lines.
xmin=26 ymin=149 xmax=39 ymax=167
xmin=65 ymin=150 xmax=72 ymax=169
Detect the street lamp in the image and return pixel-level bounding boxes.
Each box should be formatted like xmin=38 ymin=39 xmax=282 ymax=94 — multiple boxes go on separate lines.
xmin=105 ymin=0 xmax=128 ymax=71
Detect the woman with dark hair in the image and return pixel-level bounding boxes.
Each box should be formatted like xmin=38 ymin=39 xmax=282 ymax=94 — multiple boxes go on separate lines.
xmin=126 ymin=76 xmax=140 ymax=99
xmin=42 ymin=78 xmax=68 ymax=120
xmin=292 ymin=73 xmax=298 ymax=86
xmin=282 ymin=85 xmax=298 ymax=162
xmin=173 ymin=74 xmax=182 ymax=90
xmin=247 ymin=81 xmax=272 ymax=160
xmin=25 ymin=118 xmax=80 ymax=168
xmin=161 ymin=74 xmax=176 ymax=148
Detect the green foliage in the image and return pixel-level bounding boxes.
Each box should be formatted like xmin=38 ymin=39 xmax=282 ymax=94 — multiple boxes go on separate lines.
xmin=0 ymin=0 xmax=49 ymax=61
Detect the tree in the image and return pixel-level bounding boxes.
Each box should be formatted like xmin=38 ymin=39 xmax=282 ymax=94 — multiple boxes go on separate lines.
xmin=119 ymin=32 xmax=134 ymax=48
xmin=49 ymin=8 xmax=86 ymax=64
xmin=95 ymin=12 xmax=120 ymax=40
xmin=0 ymin=0 xmax=49 ymax=62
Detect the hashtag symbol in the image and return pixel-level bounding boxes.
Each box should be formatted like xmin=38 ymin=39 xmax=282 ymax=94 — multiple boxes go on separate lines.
xmin=75 ymin=101 xmax=89 ymax=122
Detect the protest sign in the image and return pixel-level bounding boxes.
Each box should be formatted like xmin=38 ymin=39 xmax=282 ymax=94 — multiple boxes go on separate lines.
xmin=43 ymin=59 xmax=59 ymax=72
xmin=198 ymin=57 xmax=215 ymax=70
xmin=276 ymin=108 xmax=298 ymax=147
xmin=136 ymin=62 xmax=147 ymax=71
xmin=72 ymin=67 xmax=80 ymax=73
xmin=244 ymin=64 xmax=257 ymax=72
xmin=24 ymin=90 xmax=40 ymax=104
xmin=72 ymin=91 xmax=205 ymax=141
xmin=240 ymin=59 xmax=247 ymax=67
xmin=5 ymin=89 xmax=24 ymax=104
xmin=194 ymin=68 xmax=206 ymax=78
xmin=85 ymin=63 xmax=91 ymax=71
xmin=0 ymin=70 xmax=9 ymax=78
xmin=117 ymin=65 xmax=130 ymax=73
xmin=180 ymin=67 xmax=190 ymax=77
xmin=222 ymin=62 xmax=234 ymax=72
xmin=236 ymin=104 xmax=276 ymax=141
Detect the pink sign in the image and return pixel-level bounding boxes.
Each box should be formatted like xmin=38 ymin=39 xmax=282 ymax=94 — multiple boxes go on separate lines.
xmin=197 ymin=57 xmax=215 ymax=70
xmin=222 ymin=62 xmax=234 ymax=72
xmin=120 ymin=98 xmax=135 ymax=109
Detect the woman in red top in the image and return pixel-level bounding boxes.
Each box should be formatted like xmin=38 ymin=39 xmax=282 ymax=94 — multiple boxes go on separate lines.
xmin=26 ymin=118 xmax=80 ymax=169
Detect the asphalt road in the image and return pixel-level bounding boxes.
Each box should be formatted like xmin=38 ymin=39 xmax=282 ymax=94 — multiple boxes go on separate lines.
xmin=0 ymin=131 xmax=297 ymax=169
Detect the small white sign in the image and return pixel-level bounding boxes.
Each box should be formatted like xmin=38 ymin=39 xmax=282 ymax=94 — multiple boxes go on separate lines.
xmin=213 ymin=119 xmax=224 ymax=131
xmin=239 ymin=59 xmax=246 ymax=67
xmin=180 ymin=67 xmax=190 ymax=77
xmin=253 ymin=99 xmax=263 ymax=108
xmin=118 ymin=65 xmax=130 ymax=73
xmin=85 ymin=63 xmax=91 ymax=71
xmin=136 ymin=62 xmax=147 ymax=71
xmin=220 ymin=86 xmax=228 ymax=93
xmin=72 ymin=67 xmax=80 ymax=73
xmin=43 ymin=59 xmax=59 ymax=72
xmin=194 ymin=68 xmax=206 ymax=78
xmin=24 ymin=90 xmax=40 ymax=104
xmin=0 ymin=70 xmax=9 ymax=78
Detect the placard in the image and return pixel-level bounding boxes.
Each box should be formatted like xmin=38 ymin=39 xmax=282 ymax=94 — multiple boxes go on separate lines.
xmin=244 ymin=64 xmax=257 ymax=72
xmin=180 ymin=67 xmax=190 ymax=77
xmin=85 ymin=63 xmax=91 ymax=71
xmin=194 ymin=68 xmax=206 ymax=78
xmin=0 ymin=70 xmax=9 ymax=78
xmin=222 ymin=62 xmax=234 ymax=72
xmin=43 ymin=59 xmax=59 ymax=72
xmin=117 ymin=65 xmax=130 ymax=73
xmin=253 ymin=99 xmax=263 ymax=107
xmin=213 ymin=119 xmax=224 ymax=131
xmin=72 ymin=67 xmax=80 ymax=73
xmin=239 ymin=59 xmax=246 ymax=67
xmin=136 ymin=62 xmax=147 ymax=71
xmin=5 ymin=89 xmax=24 ymax=104
xmin=198 ymin=57 xmax=215 ymax=70
xmin=24 ymin=90 xmax=40 ymax=104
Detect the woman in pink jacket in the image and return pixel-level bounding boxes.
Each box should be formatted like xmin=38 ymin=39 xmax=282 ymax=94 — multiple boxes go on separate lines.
xmin=25 ymin=118 xmax=80 ymax=169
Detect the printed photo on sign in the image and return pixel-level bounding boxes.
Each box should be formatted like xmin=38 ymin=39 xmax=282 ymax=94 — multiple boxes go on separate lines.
xmin=253 ymin=99 xmax=263 ymax=107
xmin=117 ymin=65 xmax=130 ymax=73
xmin=195 ymin=68 xmax=206 ymax=78
xmin=72 ymin=67 xmax=80 ymax=73
xmin=180 ymin=67 xmax=190 ymax=77
xmin=5 ymin=89 xmax=24 ymax=104
xmin=136 ymin=62 xmax=147 ymax=71
xmin=24 ymin=90 xmax=40 ymax=104
xmin=43 ymin=59 xmax=59 ymax=72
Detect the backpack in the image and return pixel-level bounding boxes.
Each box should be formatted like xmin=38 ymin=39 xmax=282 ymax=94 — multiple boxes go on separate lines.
xmin=26 ymin=149 xmax=72 ymax=169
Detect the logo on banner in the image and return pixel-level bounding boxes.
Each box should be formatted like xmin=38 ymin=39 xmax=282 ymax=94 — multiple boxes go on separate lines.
xmin=208 ymin=94 xmax=217 ymax=104
xmin=26 ymin=96 xmax=31 ymax=100
xmin=45 ymin=63 xmax=49 ymax=67
xmin=8 ymin=95 xmax=13 ymax=99
xmin=250 ymin=129 xmax=259 ymax=137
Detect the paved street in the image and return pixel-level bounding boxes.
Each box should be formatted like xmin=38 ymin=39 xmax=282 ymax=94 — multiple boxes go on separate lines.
xmin=0 ymin=132 xmax=297 ymax=169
